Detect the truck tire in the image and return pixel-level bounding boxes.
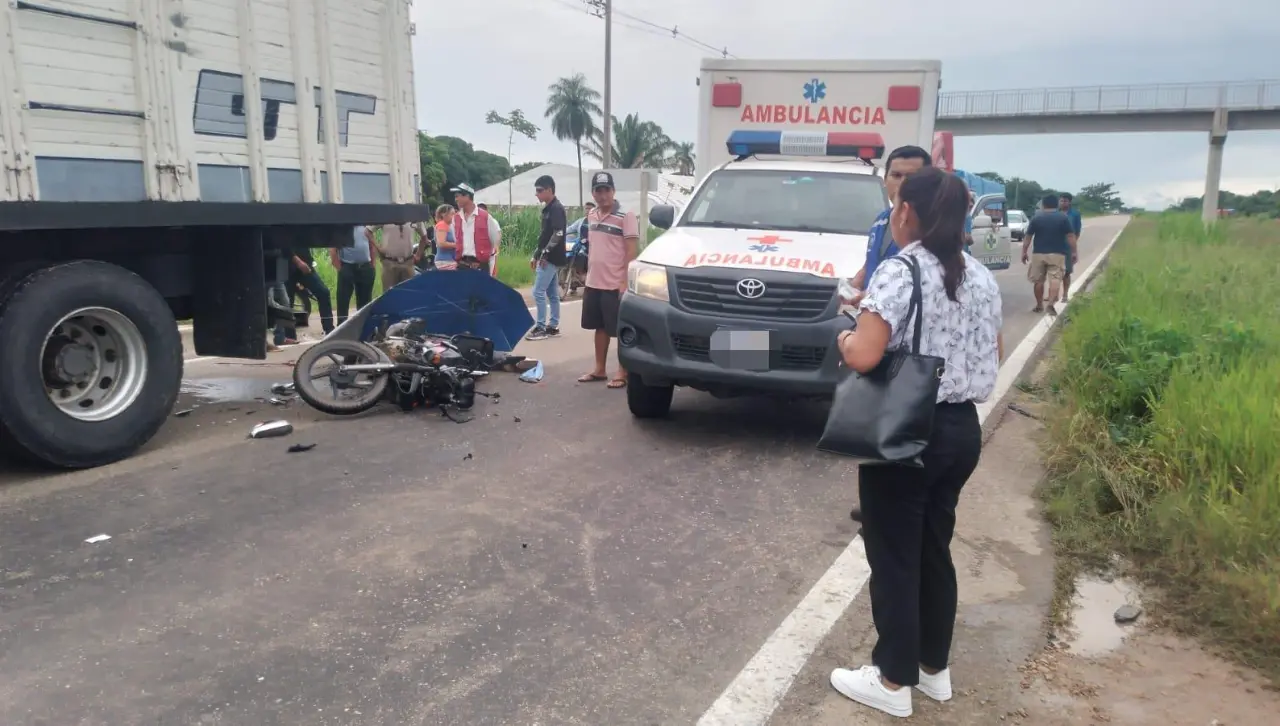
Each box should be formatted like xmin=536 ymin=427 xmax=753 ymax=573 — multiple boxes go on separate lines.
xmin=0 ymin=261 xmax=183 ymax=468
xmin=626 ymin=372 xmax=674 ymax=418
xmin=292 ymin=339 xmax=390 ymax=416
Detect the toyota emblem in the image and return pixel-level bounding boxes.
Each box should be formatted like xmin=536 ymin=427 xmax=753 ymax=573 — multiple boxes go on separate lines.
xmin=736 ymin=278 xmax=767 ymax=299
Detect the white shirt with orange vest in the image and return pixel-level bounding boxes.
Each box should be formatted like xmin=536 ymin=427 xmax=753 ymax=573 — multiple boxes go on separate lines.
xmin=457 ymin=207 xmax=503 ymax=260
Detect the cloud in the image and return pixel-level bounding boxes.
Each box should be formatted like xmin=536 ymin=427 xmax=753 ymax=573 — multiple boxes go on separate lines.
xmin=408 ymin=0 xmax=1280 ymax=199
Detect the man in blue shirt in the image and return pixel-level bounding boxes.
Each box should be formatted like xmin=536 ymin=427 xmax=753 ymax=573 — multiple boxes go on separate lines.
xmin=330 ymin=225 xmax=378 ymax=325
xmin=847 ymin=145 xmax=933 ymax=300
xmin=1022 ymin=194 xmax=1078 ymax=315
xmin=1058 ymin=193 xmax=1083 ymax=302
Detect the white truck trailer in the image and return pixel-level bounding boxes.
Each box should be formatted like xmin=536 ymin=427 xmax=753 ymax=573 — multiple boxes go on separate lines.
xmin=0 ymin=0 xmax=427 ymax=467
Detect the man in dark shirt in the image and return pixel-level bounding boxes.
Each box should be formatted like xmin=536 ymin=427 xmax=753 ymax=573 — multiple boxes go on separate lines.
xmin=286 ymin=242 xmax=334 ymax=334
xmin=527 ymin=174 xmax=568 ymax=340
xmin=1021 ymin=194 xmax=1078 ymax=315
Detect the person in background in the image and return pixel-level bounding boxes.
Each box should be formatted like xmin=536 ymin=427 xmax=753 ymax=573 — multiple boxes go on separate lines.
xmin=1021 ymin=194 xmax=1078 ymax=315
xmin=1059 ymin=192 xmax=1082 ymax=301
xmin=433 ymin=205 xmax=458 ymax=270
xmin=830 ymin=167 xmax=1003 ymax=719
xmin=373 ymin=222 xmax=418 ymax=293
xmin=577 ymin=172 xmax=639 ymax=389
xmin=413 ymin=218 xmax=435 ymax=273
xmin=963 ymin=192 xmax=975 ymax=254
xmin=268 ymin=280 xmax=296 ymax=350
xmin=847 ymin=146 xmax=933 ymax=300
xmin=331 ymin=225 xmax=377 ymax=325
xmin=843 ymin=144 xmax=931 ymax=524
xmin=475 ymin=202 xmax=498 ymax=276
xmin=527 ymin=174 xmax=568 ymax=340
xmin=286 ymin=242 xmax=334 ymax=335
xmin=450 ymin=184 xmax=502 ymax=273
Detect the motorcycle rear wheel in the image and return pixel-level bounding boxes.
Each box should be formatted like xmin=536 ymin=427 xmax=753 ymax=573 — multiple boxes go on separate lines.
xmin=293 ymin=340 xmax=390 ymax=415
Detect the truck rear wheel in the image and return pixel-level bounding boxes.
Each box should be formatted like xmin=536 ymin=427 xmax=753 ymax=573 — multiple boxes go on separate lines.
xmin=626 ymin=372 xmax=674 ymax=418
xmin=0 ymin=261 xmax=183 ymax=468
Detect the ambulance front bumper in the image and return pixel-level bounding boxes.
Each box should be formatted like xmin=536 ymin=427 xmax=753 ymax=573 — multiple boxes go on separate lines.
xmin=616 ymin=269 xmax=847 ymax=398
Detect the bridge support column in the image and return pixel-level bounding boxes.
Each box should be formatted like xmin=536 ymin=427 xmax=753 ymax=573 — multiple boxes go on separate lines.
xmin=1202 ymin=108 xmax=1229 ymax=224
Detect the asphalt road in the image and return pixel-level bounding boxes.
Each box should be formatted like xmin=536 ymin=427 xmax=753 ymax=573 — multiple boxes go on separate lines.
xmin=0 ymin=217 xmax=1124 ymax=726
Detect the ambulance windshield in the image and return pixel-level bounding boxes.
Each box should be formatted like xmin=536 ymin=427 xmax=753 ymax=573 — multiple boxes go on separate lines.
xmin=680 ymin=169 xmax=886 ymax=236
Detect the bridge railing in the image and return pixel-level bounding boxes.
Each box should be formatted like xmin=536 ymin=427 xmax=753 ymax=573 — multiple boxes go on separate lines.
xmin=937 ymin=79 xmax=1280 ymax=118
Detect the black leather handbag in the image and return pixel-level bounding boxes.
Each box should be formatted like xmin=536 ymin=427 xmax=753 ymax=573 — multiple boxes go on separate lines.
xmin=817 ymin=256 xmax=946 ymax=467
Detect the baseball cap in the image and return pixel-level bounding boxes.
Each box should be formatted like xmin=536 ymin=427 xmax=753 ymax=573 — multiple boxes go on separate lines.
xmin=450 ymin=183 xmax=476 ymax=197
xmin=591 ymin=171 xmax=615 ymax=190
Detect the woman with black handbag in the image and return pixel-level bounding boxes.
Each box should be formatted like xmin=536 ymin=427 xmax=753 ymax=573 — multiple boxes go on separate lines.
xmin=826 ymin=167 xmax=1005 ymax=718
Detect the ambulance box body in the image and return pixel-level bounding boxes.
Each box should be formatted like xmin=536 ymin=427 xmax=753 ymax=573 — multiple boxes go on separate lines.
xmin=696 ymin=59 xmax=942 ymax=182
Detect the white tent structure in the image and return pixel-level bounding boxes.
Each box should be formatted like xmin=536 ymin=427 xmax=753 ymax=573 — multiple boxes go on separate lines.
xmin=473 ymin=163 xmax=694 ymax=215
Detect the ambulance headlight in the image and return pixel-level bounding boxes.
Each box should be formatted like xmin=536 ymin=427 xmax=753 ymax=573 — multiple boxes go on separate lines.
xmin=628 ymin=261 xmax=670 ymax=302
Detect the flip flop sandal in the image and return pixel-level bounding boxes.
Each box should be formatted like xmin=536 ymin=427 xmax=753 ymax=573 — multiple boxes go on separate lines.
xmin=578 ymin=373 xmax=608 ymax=383
xmin=607 ymin=378 xmax=627 ymax=389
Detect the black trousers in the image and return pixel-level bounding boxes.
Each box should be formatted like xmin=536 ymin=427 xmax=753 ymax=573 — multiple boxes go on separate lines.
xmin=858 ymin=400 xmax=982 ymax=687
xmin=335 ymin=262 xmax=376 ymax=324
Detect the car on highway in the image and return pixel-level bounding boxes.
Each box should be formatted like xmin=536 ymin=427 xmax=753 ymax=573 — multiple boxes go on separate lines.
xmin=1007 ymin=209 xmax=1029 ymax=240
xmin=616 ymin=129 xmax=889 ymax=418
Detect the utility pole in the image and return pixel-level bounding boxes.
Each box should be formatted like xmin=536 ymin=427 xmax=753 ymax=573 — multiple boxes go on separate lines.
xmin=601 ymin=0 xmax=612 ymax=169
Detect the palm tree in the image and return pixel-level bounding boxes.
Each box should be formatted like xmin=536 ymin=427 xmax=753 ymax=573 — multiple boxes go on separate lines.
xmin=669 ymin=142 xmax=695 ymax=176
xmin=586 ymin=113 xmax=673 ymax=169
xmin=545 ymin=74 xmax=602 ymax=209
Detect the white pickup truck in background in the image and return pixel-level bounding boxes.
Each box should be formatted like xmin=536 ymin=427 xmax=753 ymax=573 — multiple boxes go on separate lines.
xmin=0 ymin=0 xmax=429 ymax=468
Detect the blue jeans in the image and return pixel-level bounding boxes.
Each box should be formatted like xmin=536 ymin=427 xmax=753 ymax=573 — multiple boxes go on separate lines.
xmin=532 ymin=262 xmax=561 ymax=328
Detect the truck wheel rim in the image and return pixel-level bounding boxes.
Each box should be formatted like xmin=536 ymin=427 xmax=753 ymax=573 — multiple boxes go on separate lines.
xmin=40 ymin=307 xmax=149 ymax=422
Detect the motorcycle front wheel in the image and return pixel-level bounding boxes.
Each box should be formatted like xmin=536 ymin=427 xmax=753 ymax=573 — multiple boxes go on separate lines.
xmin=292 ymin=340 xmax=391 ymax=415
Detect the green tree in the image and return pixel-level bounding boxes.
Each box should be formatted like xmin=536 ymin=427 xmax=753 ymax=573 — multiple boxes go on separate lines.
xmin=418 ymin=133 xmax=510 ymax=209
xmin=976 ymin=171 xmax=1006 ymax=184
xmin=512 ymin=161 xmax=546 ymax=176
xmin=1174 ymin=188 xmax=1280 ymax=218
xmin=485 ymin=109 xmax=539 ymax=210
xmin=545 ymin=73 xmax=602 ymax=209
xmin=1076 ymin=182 xmax=1124 ymax=215
xmin=669 ymin=141 xmax=695 ymax=176
xmin=586 ymin=113 xmax=672 ymax=169
xmin=418 ymin=132 xmax=447 ymax=205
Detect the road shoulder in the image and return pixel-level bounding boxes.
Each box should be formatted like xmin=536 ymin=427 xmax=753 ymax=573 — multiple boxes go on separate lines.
xmin=770 ymin=403 xmax=1056 ymax=725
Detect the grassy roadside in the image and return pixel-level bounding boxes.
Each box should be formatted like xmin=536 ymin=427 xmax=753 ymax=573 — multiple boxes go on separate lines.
xmin=1035 ymin=213 xmax=1280 ymax=679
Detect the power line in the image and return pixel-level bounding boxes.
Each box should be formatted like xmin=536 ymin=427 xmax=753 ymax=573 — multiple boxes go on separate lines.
xmin=547 ymin=0 xmax=734 ymax=58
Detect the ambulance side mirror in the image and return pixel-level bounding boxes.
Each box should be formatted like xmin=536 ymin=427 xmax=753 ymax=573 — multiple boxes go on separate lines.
xmin=971 ymin=215 xmax=993 ymax=230
xmin=650 ymin=204 xmax=675 ymax=230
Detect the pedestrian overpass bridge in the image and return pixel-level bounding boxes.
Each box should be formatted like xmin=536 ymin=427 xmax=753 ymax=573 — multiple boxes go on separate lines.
xmin=935 ymin=79 xmax=1280 ymax=220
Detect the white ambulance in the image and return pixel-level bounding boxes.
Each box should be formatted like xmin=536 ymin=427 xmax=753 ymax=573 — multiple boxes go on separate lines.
xmin=616 ymin=59 xmax=943 ymax=418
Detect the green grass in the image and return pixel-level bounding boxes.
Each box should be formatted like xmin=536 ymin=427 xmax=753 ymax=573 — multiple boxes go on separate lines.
xmin=1040 ymin=212 xmax=1280 ymax=679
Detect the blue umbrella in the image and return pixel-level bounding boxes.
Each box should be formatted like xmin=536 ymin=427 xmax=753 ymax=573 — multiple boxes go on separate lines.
xmin=356 ymin=269 xmax=533 ymax=351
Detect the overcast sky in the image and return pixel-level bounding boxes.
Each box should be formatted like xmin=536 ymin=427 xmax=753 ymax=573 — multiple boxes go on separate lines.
xmin=409 ymin=0 xmax=1279 ymax=209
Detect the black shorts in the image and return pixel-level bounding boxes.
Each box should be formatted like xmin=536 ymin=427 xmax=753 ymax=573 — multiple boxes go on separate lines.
xmin=581 ymin=287 xmax=621 ymax=337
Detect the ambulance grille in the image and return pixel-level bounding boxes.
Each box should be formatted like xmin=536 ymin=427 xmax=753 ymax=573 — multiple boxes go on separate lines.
xmin=673 ymin=274 xmax=835 ymax=321
xmin=670 ymin=335 xmax=827 ymax=371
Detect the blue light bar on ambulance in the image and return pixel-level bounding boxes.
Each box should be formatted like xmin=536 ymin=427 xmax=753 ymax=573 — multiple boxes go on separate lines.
xmin=726 ymin=130 xmax=886 ymax=161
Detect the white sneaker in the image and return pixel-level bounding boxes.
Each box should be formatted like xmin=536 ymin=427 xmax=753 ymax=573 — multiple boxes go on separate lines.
xmin=916 ymin=667 xmax=953 ymax=702
xmin=830 ymin=665 xmax=912 ymax=718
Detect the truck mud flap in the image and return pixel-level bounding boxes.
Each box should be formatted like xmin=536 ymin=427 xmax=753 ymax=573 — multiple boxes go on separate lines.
xmin=191 ymin=228 xmax=268 ymax=359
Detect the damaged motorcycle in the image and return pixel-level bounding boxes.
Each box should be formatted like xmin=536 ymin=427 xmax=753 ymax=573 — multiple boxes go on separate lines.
xmin=292 ymin=318 xmax=492 ymax=417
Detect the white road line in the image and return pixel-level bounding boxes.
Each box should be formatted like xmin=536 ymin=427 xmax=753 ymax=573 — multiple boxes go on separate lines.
xmin=183 ymin=298 xmax=584 ymax=363
xmin=696 ymin=221 xmax=1129 ymax=726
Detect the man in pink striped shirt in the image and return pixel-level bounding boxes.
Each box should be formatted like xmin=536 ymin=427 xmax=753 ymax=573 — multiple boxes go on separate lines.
xmin=577 ymin=172 xmax=640 ymax=389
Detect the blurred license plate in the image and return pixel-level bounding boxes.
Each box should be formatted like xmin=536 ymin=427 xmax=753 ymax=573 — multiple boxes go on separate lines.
xmin=709 ymin=329 xmax=771 ymax=371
